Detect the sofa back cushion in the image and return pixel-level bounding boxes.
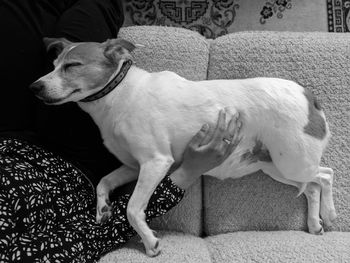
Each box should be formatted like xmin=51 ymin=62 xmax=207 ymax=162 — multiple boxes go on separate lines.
xmin=204 ymin=31 xmax=350 ymax=235
xmin=119 ymin=26 xmax=209 ymax=81
xmin=118 ymin=26 xmax=210 ymax=235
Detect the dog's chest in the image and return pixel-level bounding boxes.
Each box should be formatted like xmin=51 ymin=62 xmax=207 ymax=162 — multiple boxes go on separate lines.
xmin=100 ymin=121 xmax=137 ymax=168
xmin=81 ymin=102 xmax=138 ymax=168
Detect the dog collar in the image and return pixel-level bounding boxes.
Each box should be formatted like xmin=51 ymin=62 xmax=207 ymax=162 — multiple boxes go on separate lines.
xmin=80 ymin=60 xmax=133 ymax=102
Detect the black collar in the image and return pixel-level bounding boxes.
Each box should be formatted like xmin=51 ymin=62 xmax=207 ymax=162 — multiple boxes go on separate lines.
xmin=80 ymin=60 xmax=133 ymax=103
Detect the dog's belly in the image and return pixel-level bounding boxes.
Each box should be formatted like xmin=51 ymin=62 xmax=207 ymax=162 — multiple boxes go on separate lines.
xmin=170 ymin=130 xmax=269 ymax=180
xmin=206 ymin=148 xmax=264 ymax=179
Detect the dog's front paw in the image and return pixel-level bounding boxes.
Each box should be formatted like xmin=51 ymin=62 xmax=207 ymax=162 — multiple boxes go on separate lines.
xmin=144 ymin=237 xmax=161 ymax=257
xmin=96 ymin=198 xmax=112 ymax=224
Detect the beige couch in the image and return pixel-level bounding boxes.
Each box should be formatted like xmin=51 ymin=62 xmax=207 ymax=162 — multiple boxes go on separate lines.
xmin=99 ymin=26 xmax=350 ymax=263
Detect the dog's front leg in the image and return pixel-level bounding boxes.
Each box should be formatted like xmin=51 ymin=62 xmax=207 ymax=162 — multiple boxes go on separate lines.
xmin=96 ymin=165 xmax=138 ymax=223
xmin=127 ymin=155 xmax=174 ymax=257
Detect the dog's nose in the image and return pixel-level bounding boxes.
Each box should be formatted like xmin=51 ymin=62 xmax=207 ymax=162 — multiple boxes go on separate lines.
xmin=29 ymin=81 xmax=45 ymax=94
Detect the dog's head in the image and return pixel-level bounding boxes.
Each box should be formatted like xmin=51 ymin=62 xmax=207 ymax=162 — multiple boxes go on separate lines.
xmin=30 ymin=37 xmax=136 ymax=105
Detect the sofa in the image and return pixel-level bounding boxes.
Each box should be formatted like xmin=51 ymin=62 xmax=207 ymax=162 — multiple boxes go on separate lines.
xmin=98 ymin=26 xmax=350 ymax=263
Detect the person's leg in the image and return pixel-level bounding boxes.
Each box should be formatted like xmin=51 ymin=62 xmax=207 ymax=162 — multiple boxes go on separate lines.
xmin=54 ymin=0 xmax=124 ymax=42
xmin=36 ymin=0 xmax=125 ymax=186
xmin=0 ymin=136 xmax=184 ymax=262
xmin=0 ymin=136 xmax=95 ymax=262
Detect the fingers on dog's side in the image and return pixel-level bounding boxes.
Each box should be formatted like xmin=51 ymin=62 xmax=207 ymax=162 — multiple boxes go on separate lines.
xmin=227 ymin=112 xmax=240 ymax=134
xmin=210 ymin=109 xmax=228 ymax=145
xmin=226 ymin=112 xmax=243 ymax=155
xmin=217 ymin=109 xmax=227 ymax=131
xmin=231 ymin=111 xmax=243 ymax=139
xmin=189 ymin=123 xmax=210 ymax=149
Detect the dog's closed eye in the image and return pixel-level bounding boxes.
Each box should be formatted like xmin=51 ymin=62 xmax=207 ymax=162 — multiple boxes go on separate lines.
xmin=63 ymin=62 xmax=83 ymax=71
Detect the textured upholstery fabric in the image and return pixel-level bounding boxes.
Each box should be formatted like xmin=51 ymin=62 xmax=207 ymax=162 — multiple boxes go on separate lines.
xmin=204 ymin=172 xmax=308 ymax=235
xmin=150 ymin=179 xmax=203 ymax=236
xmin=99 ymin=231 xmax=211 ymax=263
xmin=206 ymin=231 xmax=350 ymax=263
xmin=100 ymin=27 xmax=350 ymax=262
xmin=118 ymin=26 xmax=210 ymax=81
xmin=204 ymin=31 xmax=350 ymax=235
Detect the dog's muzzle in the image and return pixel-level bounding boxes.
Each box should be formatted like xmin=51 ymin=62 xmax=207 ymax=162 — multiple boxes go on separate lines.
xmin=29 ymin=80 xmax=45 ymax=95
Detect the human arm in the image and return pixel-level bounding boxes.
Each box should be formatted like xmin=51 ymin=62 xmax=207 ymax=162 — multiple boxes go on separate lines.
xmin=170 ymin=109 xmax=242 ymax=190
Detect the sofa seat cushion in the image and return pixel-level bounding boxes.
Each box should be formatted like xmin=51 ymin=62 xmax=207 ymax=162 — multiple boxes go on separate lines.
xmin=204 ymin=172 xmax=308 ymax=235
xmin=206 ymin=231 xmax=350 ymax=263
xmin=98 ymin=231 xmax=211 ymax=263
xmin=150 ymin=179 xmax=203 ymax=236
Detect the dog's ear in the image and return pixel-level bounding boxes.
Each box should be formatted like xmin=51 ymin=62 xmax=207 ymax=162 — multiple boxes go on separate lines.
xmin=103 ymin=38 xmax=136 ymax=65
xmin=43 ymin=37 xmax=72 ymax=56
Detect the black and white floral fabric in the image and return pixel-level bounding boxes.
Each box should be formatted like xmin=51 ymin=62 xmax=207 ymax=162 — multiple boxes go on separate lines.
xmin=0 ymin=137 xmax=184 ymax=263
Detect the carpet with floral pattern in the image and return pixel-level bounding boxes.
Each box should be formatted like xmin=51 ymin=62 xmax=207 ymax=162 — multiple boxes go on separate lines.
xmin=328 ymin=0 xmax=350 ymax=32
xmin=122 ymin=0 xmax=334 ymax=38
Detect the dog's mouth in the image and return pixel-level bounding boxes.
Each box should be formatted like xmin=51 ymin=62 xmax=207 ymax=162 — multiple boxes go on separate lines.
xmin=42 ymin=97 xmax=66 ymax=105
xmin=39 ymin=89 xmax=81 ymax=105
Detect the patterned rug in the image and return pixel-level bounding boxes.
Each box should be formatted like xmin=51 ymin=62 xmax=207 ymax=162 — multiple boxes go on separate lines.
xmin=124 ymin=0 xmax=236 ymax=38
xmin=327 ymin=0 xmax=350 ymax=32
xmin=122 ymin=0 xmax=341 ymax=38
xmin=123 ymin=0 xmax=295 ymax=38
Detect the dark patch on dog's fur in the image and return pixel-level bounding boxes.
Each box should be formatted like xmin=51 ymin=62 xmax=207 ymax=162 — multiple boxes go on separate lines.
xmin=240 ymin=139 xmax=272 ymax=164
xmin=303 ymin=89 xmax=326 ymax=140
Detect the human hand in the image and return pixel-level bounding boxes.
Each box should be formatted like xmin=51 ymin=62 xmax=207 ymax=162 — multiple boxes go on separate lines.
xmin=180 ymin=108 xmax=243 ymax=176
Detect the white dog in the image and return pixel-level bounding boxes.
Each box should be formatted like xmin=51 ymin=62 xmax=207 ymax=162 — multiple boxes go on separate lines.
xmin=30 ymin=38 xmax=336 ymax=256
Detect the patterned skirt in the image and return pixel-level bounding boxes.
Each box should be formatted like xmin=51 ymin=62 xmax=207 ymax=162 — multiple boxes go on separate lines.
xmin=0 ymin=137 xmax=184 ymax=263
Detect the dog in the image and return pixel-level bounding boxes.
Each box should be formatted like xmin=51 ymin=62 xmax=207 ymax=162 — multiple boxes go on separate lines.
xmin=30 ymin=37 xmax=337 ymax=257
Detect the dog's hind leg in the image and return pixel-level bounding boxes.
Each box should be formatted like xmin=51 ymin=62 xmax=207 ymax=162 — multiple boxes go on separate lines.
xmin=127 ymin=155 xmax=174 ymax=257
xmin=96 ymin=165 xmax=138 ymax=223
xmin=261 ymin=164 xmax=323 ymax=234
xmin=273 ymin=165 xmax=337 ymax=232
xmin=313 ymin=166 xmax=337 ymax=227
xmin=304 ymin=182 xmax=324 ymax=234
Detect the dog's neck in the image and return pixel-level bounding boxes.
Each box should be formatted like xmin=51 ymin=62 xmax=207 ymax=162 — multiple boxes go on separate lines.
xmin=80 ymin=60 xmax=133 ymax=103
xmin=77 ymin=65 xmax=149 ymax=125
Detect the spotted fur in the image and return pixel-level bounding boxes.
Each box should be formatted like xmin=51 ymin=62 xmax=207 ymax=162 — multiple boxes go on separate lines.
xmin=303 ymin=89 xmax=327 ymax=140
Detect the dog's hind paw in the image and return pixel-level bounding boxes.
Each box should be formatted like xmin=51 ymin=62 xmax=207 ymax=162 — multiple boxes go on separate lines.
xmin=320 ymin=207 xmax=337 ymax=227
xmin=308 ymin=219 xmax=324 ymax=235
xmin=309 ymin=226 xmax=324 ymax=235
xmin=314 ymin=226 xmax=324 ymax=235
xmin=307 ymin=218 xmax=324 ymax=235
